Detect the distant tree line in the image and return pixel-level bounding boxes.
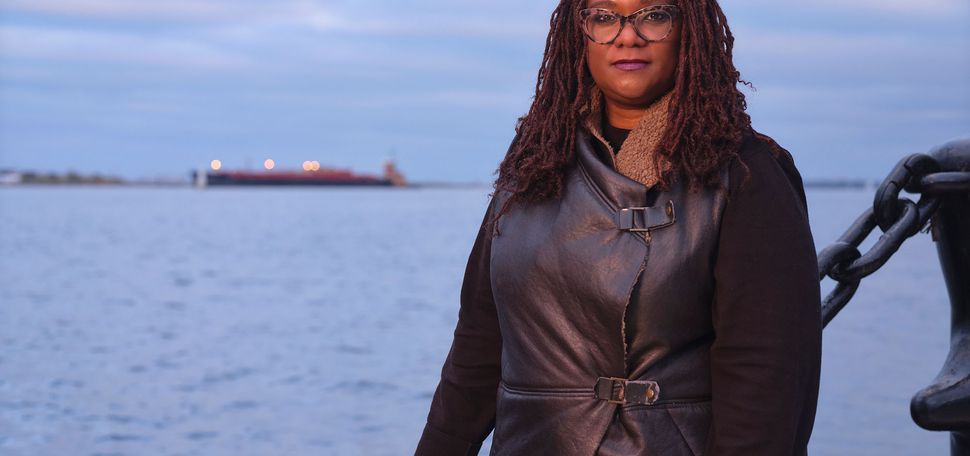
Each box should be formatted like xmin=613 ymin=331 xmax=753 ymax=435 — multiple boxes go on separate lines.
xmin=1 ymin=170 xmax=125 ymax=185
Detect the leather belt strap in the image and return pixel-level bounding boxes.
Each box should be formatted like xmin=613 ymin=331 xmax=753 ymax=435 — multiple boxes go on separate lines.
xmin=616 ymin=200 xmax=676 ymax=232
xmin=594 ymin=376 xmax=660 ymax=405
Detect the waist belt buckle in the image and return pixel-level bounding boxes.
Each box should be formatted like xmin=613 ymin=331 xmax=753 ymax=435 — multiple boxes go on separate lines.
xmin=604 ymin=377 xmax=626 ymax=405
xmin=596 ymin=376 xmax=660 ymax=405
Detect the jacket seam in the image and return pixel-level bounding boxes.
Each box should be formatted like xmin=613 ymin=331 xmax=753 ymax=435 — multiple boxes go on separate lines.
xmin=577 ymin=158 xmax=618 ymax=214
xmin=665 ymin=405 xmax=700 ymax=456
xmin=620 ymin=258 xmax=648 ymax=376
xmin=421 ymin=422 xmax=483 ymax=454
xmin=622 ymin=397 xmax=712 ymax=410
xmin=499 ymin=380 xmax=593 ymax=397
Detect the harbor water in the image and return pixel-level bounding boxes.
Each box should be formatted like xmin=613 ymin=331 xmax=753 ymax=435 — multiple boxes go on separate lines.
xmin=0 ymin=186 xmax=952 ymax=455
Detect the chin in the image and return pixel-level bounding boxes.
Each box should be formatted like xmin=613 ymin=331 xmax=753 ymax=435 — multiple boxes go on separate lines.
xmin=610 ymin=87 xmax=662 ymax=105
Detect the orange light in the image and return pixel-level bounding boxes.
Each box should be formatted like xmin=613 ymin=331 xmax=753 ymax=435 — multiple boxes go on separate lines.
xmin=302 ymin=161 xmax=312 ymax=171
xmin=210 ymin=159 xmax=222 ymax=171
xmin=264 ymin=159 xmax=275 ymax=170
xmin=311 ymin=161 xmax=321 ymax=171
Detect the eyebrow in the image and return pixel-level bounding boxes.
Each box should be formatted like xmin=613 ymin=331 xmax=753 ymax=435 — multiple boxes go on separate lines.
xmin=587 ymin=0 xmax=662 ymax=8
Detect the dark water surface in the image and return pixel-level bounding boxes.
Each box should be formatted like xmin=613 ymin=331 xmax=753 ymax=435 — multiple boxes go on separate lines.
xmin=0 ymin=187 xmax=951 ymax=455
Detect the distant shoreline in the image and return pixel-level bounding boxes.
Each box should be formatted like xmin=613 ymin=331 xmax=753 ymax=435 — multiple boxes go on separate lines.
xmin=0 ymin=169 xmax=881 ymax=190
xmin=0 ymin=180 xmax=878 ymax=190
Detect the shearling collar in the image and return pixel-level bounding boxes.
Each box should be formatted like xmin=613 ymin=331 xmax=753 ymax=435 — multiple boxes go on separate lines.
xmin=579 ymin=85 xmax=673 ymax=188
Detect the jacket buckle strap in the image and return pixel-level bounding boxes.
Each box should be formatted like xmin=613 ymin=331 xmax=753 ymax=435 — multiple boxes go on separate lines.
xmin=594 ymin=376 xmax=660 ymax=405
xmin=616 ymin=200 xmax=676 ymax=232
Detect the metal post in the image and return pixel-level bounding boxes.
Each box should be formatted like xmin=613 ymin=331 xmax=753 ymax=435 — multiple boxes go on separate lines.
xmin=909 ymin=139 xmax=970 ymax=456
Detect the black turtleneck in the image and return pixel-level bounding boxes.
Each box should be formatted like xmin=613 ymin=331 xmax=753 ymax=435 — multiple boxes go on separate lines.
xmin=601 ymin=112 xmax=632 ymax=155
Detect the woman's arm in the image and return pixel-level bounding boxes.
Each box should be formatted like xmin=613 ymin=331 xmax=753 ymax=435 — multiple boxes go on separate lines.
xmin=415 ymin=198 xmax=503 ymax=456
xmin=703 ymin=138 xmax=823 ymax=455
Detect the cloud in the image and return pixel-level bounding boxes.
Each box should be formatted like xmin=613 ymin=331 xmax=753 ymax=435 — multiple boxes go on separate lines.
xmin=731 ymin=25 xmax=970 ymax=90
xmin=0 ymin=0 xmax=285 ymax=22
xmin=737 ymin=0 xmax=967 ymax=16
xmin=0 ymin=25 xmax=251 ymax=69
xmin=344 ymin=89 xmax=530 ymax=110
xmin=1 ymin=0 xmax=966 ymax=182
xmin=293 ymin=10 xmax=546 ymax=41
xmin=2 ymin=0 xmax=549 ymax=41
xmin=817 ymin=0 xmax=966 ymax=15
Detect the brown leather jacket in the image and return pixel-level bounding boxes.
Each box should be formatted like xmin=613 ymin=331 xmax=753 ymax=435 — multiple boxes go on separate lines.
xmin=415 ymin=127 xmax=822 ymax=455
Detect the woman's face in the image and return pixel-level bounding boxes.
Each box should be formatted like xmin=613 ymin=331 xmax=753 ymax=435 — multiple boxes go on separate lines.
xmin=583 ymin=0 xmax=682 ymax=109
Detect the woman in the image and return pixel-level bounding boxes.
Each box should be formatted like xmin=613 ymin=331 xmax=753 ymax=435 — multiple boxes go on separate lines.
xmin=415 ymin=0 xmax=822 ymax=455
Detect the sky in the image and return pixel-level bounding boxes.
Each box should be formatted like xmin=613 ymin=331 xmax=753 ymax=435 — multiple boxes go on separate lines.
xmin=0 ymin=0 xmax=968 ymax=183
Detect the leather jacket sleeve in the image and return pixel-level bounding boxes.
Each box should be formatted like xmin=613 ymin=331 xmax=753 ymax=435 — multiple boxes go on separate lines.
xmin=415 ymin=198 xmax=502 ymax=456
xmin=704 ymin=138 xmax=823 ymax=455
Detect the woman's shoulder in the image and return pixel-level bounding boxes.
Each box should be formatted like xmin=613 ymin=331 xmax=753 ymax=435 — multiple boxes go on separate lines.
xmin=735 ymin=131 xmax=797 ymax=175
xmin=728 ymin=131 xmax=808 ymax=212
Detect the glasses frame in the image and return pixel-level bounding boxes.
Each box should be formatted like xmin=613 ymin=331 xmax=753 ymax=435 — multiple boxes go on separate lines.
xmin=578 ymin=5 xmax=681 ymax=45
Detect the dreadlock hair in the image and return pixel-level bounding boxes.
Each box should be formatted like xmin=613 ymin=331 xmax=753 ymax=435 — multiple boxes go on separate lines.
xmin=486 ymin=0 xmax=759 ymax=237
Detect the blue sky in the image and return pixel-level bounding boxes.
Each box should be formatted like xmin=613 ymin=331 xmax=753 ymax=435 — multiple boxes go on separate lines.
xmin=1 ymin=0 xmax=967 ymax=183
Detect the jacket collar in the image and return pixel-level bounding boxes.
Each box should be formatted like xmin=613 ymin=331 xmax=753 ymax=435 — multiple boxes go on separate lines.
xmin=576 ymin=126 xmax=656 ymax=211
xmin=579 ymin=85 xmax=673 ymax=189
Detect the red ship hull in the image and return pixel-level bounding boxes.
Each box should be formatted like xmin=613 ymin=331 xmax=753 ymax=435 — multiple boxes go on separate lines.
xmin=201 ymin=170 xmax=392 ymax=186
xmin=192 ymin=160 xmax=407 ymax=187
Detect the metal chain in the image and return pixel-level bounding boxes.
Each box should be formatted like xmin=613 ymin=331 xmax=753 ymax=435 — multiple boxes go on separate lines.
xmin=817 ymin=153 xmax=970 ymax=328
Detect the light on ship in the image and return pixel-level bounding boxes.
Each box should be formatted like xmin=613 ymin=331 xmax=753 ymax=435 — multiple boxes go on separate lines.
xmin=264 ymin=159 xmax=275 ymax=170
xmin=302 ymin=161 xmax=312 ymax=171
xmin=210 ymin=159 xmax=222 ymax=171
xmin=311 ymin=161 xmax=321 ymax=172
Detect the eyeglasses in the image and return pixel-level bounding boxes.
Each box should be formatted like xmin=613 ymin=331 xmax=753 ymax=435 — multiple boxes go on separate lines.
xmin=578 ymin=5 xmax=681 ymax=45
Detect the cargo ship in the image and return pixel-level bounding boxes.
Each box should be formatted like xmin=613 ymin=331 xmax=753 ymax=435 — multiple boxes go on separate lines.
xmin=193 ymin=159 xmax=407 ymax=188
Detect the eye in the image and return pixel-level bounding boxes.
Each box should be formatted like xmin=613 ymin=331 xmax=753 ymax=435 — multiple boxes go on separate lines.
xmin=591 ymin=11 xmax=618 ymax=24
xmin=642 ymin=10 xmax=671 ymax=23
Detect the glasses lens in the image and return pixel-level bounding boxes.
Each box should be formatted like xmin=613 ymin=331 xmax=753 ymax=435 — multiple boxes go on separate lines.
xmin=582 ymin=9 xmax=621 ymax=43
xmin=635 ymin=9 xmax=674 ymax=41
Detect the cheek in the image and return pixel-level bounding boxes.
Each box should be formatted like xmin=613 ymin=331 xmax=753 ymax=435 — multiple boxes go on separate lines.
xmin=663 ymin=30 xmax=683 ymax=75
xmin=659 ymin=45 xmax=680 ymax=77
xmin=586 ymin=45 xmax=606 ymax=74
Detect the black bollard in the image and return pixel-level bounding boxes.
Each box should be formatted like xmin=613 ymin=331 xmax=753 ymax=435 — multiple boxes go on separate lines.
xmin=910 ymin=139 xmax=970 ymax=456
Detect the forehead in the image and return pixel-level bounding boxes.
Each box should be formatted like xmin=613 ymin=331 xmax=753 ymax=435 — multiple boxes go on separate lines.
xmin=586 ymin=0 xmax=669 ymax=8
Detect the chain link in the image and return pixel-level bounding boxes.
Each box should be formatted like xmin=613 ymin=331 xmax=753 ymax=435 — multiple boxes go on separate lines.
xmin=817 ymin=153 xmax=969 ymax=328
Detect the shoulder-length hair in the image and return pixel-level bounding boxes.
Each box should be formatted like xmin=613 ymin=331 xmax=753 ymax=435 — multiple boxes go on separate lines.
xmin=487 ymin=0 xmax=756 ymax=236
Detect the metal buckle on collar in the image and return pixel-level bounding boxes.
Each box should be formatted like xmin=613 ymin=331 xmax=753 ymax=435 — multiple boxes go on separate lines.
xmin=594 ymin=376 xmax=660 ymax=405
xmin=616 ymin=200 xmax=676 ymax=232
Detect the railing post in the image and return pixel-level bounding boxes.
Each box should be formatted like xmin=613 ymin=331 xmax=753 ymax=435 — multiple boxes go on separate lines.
xmin=909 ymin=139 xmax=970 ymax=456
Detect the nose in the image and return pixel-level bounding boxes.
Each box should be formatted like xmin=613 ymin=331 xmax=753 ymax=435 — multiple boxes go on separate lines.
xmin=614 ymin=18 xmax=647 ymax=47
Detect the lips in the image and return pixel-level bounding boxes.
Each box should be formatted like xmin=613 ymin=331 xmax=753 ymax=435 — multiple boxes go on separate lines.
xmin=612 ymin=59 xmax=650 ymax=71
